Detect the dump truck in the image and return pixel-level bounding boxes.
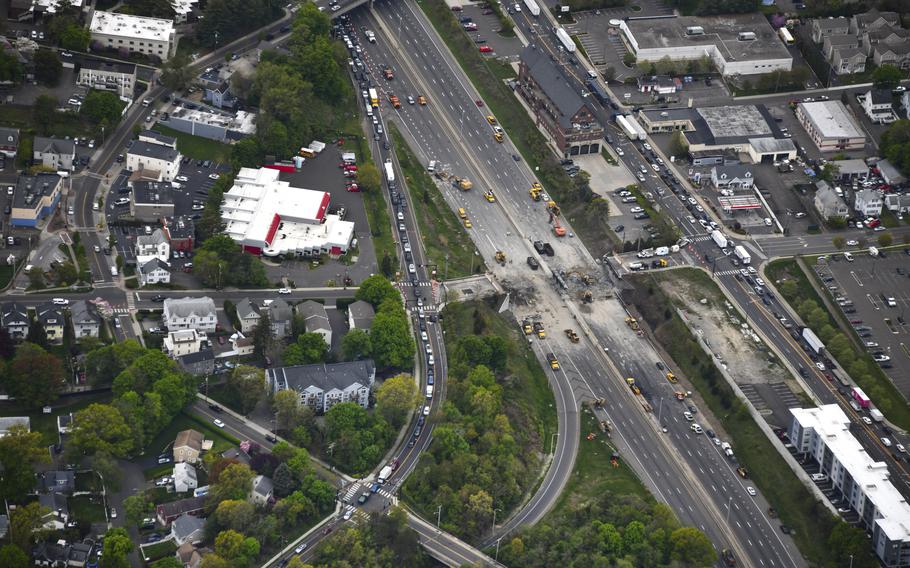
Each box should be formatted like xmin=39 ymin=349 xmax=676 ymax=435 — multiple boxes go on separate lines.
xmin=382 ymin=66 xmax=394 ymax=80
xmin=625 ymin=316 xmax=640 ymax=331
xmin=389 ymin=94 xmax=401 ymax=108
xmin=666 ymin=372 xmax=678 ymax=384
xmin=529 ymin=182 xmax=542 ymax=201
xmin=564 ymin=329 xmax=579 ymax=342
xmin=452 ymin=177 xmax=473 ymax=191
xmin=533 ymin=322 xmax=546 ymax=339
xmin=495 ymin=250 xmax=506 ymax=265
xmin=552 ymin=218 xmax=566 ymax=237
xmin=547 ymin=353 xmax=560 ymax=370
xmin=626 ymin=377 xmax=640 ymax=395
xmin=522 ymin=320 xmax=533 ymax=335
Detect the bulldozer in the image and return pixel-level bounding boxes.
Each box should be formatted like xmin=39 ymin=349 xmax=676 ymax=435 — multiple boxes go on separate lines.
xmin=564 ymin=329 xmax=579 ymax=343
xmin=625 ymin=316 xmax=640 ymax=331
xmin=494 ymin=250 xmax=506 ymax=265
xmin=452 ymin=177 xmax=473 ymax=191
xmin=533 ymin=321 xmax=546 ymax=339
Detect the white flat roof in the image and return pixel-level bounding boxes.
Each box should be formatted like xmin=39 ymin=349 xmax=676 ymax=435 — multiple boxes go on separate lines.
xmin=90 ymin=11 xmax=174 ymax=42
xmin=792 ymin=405 xmax=910 ymax=541
xmin=799 ymin=101 xmax=865 ymax=140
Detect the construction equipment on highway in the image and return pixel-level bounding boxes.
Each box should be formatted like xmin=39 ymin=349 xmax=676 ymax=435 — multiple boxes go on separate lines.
xmin=529 ymin=182 xmax=542 ymax=201
xmin=494 ymin=131 xmax=504 ymax=143
xmin=483 ymin=190 xmax=496 ymax=202
xmin=552 ymin=217 xmax=566 ymax=237
xmin=625 ymin=316 xmax=644 ymax=336
xmin=592 ymin=397 xmax=606 ymax=408
xmin=564 ymin=329 xmax=579 ymax=343
xmin=533 ymin=321 xmax=546 ymax=339
xmin=547 ymin=352 xmax=560 ymax=370
xmin=626 ymin=377 xmax=640 ymax=395
xmin=547 ymin=200 xmax=561 ymax=216
xmin=522 ymin=320 xmax=533 ymax=335
xmin=452 ymin=177 xmax=473 ymax=191
xmin=581 ymin=290 xmax=593 ymax=303
xmin=737 ymin=466 xmax=749 ymax=479
xmin=388 ymin=94 xmax=401 ymax=108
xmin=494 ymin=250 xmax=506 ymax=265
xmin=674 ymin=390 xmax=688 ymax=400
xmin=666 ymin=372 xmax=678 ymax=384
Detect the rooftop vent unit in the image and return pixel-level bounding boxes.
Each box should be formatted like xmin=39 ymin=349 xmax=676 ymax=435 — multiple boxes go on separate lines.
xmin=686 ymin=26 xmax=705 ymax=36
xmin=738 ymin=32 xmax=756 ymax=41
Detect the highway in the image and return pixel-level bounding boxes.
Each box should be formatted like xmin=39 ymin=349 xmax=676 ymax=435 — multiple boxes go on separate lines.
xmin=351 ymin=1 xmax=806 ymax=565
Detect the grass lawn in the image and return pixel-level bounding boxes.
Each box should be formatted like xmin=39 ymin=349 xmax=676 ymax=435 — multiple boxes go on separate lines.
xmin=390 ymin=124 xmax=481 ymax=279
xmin=0 ymin=392 xmax=113 ymax=447
xmin=152 ymin=124 xmax=232 ymax=163
xmin=75 ymin=472 xmax=102 ymax=493
xmin=766 ymin=258 xmax=910 ymax=430
xmin=0 ymin=263 xmax=16 ymax=288
xmin=141 ymin=539 xmax=177 ymax=563
xmin=142 ymin=409 xmax=241 ymax=466
xmin=69 ymin=495 xmax=107 ymax=524
xmin=626 ymin=268 xmax=837 ymax=566
xmin=550 ymin=411 xmax=650 ymax=517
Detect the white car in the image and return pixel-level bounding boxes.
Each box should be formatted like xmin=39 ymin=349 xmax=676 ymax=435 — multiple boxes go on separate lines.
xmin=643 ymin=143 xmax=652 ymax=151
xmin=690 ymin=423 xmax=703 ymax=434
xmin=423 ymin=405 xmax=431 ymax=416
xmin=862 ymin=416 xmax=872 ymax=425
xmin=343 ymin=508 xmax=353 ymax=520
xmin=213 ymin=419 xmax=225 ymax=428
xmin=278 ymin=288 xmax=291 ymax=294
xmin=846 ymin=240 xmax=859 ymax=246
xmin=52 ymin=298 xmax=69 ymax=305
xmin=898 ymin=444 xmax=906 ymax=453
xmin=747 ymin=266 xmax=757 ymax=275
xmin=683 ymin=411 xmax=694 ymax=421
xmin=93 ymin=245 xmax=101 ymax=253
xmin=408 ymin=263 xmax=416 ymax=274
xmin=110 ymin=508 xmax=117 ymax=518
xmin=629 ymin=207 xmax=644 ymax=214
xmin=208 ymin=173 xmax=220 ymax=180
xmin=615 ymin=147 xmax=624 ymax=157
xmin=764 ymin=217 xmax=773 ymax=226
xmin=114 ymin=197 xmax=130 ymax=206
xmin=746 ymin=487 xmax=756 ymax=496
xmin=815 ymin=361 xmax=826 ymax=371
xmin=175 ymin=175 xmax=189 ymax=182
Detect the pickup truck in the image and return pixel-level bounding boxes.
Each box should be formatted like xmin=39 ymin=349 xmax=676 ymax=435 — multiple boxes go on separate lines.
xmin=389 ymin=94 xmax=401 ymax=108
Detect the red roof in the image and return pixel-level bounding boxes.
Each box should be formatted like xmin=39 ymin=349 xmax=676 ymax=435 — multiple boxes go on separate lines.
xmin=315 ymin=193 xmax=331 ymax=222
xmin=264 ymin=213 xmax=281 ymax=246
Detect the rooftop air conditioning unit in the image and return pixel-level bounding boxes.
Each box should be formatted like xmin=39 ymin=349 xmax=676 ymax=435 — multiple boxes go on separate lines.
xmin=686 ymin=26 xmax=705 ymax=36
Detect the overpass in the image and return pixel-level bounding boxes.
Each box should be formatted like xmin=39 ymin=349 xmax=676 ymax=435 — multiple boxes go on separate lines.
xmin=408 ymin=513 xmax=506 ymax=567
xmin=316 ymin=0 xmax=373 ymax=18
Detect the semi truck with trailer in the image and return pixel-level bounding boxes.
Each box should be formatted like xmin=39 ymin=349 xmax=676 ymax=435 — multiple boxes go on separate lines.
xmin=734 ymin=245 xmax=751 ymax=264
xmin=615 ymin=115 xmax=645 ymax=141
xmin=802 ymin=327 xmax=824 ymax=355
xmin=556 ymin=27 xmax=576 ymax=53
xmin=710 ymin=230 xmax=728 ymax=249
xmin=523 ymin=0 xmax=541 ymax=16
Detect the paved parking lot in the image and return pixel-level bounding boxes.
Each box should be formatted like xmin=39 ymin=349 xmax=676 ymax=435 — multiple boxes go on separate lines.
xmin=812 ymin=250 xmax=910 ymax=393
xmin=459 ymin=4 xmax=523 ymax=59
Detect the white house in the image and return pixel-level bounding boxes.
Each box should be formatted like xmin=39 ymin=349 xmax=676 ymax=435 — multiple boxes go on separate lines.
xmin=298 ymin=300 xmax=332 ymax=346
xmin=126 ymin=140 xmax=181 ymax=182
xmin=710 ymin=165 xmax=754 ymax=190
xmin=139 ymin=258 xmax=170 ymax=286
xmin=70 ymin=300 xmax=101 ymax=338
xmin=164 ymin=329 xmax=205 ymax=359
xmin=861 ymin=89 xmax=896 ymax=124
xmin=163 ymin=297 xmax=217 ymax=334
xmin=854 ymin=189 xmax=883 ymax=217
xmin=250 ymin=475 xmax=274 ymax=506
xmin=135 ymin=229 xmax=170 ymax=266
xmin=814 ymin=181 xmax=850 ymax=219
xmin=173 ymin=462 xmax=198 ymax=493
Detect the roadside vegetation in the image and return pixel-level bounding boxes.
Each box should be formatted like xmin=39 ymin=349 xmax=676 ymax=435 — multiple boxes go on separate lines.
xmin=306 ymin=507 xmax=433 ymax=567
xmin=152 ymin=124 xmax=232 ymax=163
xmin=402 ymin=299 xmax=556 ymax=542
xmin=500 ymin=412 xmax=717 ymax=567
xmin=418 ymin=0 xmax=615 ymax=258
xmin=390 ymin=124 xmax=478 ymax=278
xmin=766 ymin=258 xmax=910 ymax=429
xmin=625 ymin=268 xmax=874 ymax=566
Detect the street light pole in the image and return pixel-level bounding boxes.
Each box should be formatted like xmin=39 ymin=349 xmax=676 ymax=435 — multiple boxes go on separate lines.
xmin=492 ymin=507 xmax=501 ymax=535
xmin=436 ymin=505 xmax=442 ymax=529
xmin=495 ymin=537 xmax=502 ymax=560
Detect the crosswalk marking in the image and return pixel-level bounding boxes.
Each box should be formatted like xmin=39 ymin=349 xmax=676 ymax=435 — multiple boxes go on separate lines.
xmin=398 ymin=281 xmax=433 ymax=287
xmin=714 ymin=269 xmax=741 ymax=277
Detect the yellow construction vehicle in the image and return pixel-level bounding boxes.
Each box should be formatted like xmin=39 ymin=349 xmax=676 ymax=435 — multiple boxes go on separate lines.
xmin=666 ymin=372 xmax=678 ymax=384
xmin=533 ymin=322 xmax=546 ymax=339
xmin=529 ymin=182 xmax=542 ymax=201
xmin=494 ymin=131 xmax=503 ymax=143
xmin=547 ymin=201 xmax=561 ymax=216
xmin=657 ymin=258 xmax=668 ymax=267
xmin=626 ymin=377 xmax=641 ymax=395
xmin=547 ymin=352 xmax=560 ymax=370
xmin=453 ymin=177 xmax=473 ymax=191
xmin=522 ymin=320 xmax=533 ymax=335
xmin=495 ymin=250 xmax=506 ymax=265
xmin=484 ymin=191 xmax=496 ymax=202
xmin=564 ymin=329 xmax=579 ymax=343
xmin=463 ymin=218 xmax=472 ymax=228
xmin=625 ymin=316 xmax=640 ymax=331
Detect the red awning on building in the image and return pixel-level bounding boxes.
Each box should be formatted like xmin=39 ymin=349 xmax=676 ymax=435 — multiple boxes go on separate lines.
xmin=264 ymin=213 xmax=281 ymax=246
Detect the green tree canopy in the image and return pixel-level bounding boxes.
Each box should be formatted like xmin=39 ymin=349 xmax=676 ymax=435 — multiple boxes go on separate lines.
xmin=69 ymin=403 xmax=134 ymax=458
xmin=355 ymin=275 xmax=399 ymax=307
xmin=102 ymin=527 xmax=133 ymax=568
xmin=873 ymin=64 xmax=903 ymax=89
xmin=81 ymin=89 xmax=124 ymax=125
xmin=4 ymin=342 xmax=65 ymax=408
xmin=33 ymin=49 xmax=61 ymax=86
xmin=341 ymin=328 xmax=372 ymax=361
xmin=226 ymin=365 xmax=265 ymax=414
xmin=0 ymin=425 xmax=50 ymax=502
xmin=375 ymin=373 xmax=419 ymax=428
xmin=283 ymin=332 xmax=328 ymax=366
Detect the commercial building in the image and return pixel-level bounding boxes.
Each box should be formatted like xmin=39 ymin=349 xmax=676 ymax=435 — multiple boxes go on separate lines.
xmin=89 ymin=11 xmax=176 ymax=61
xmin=710 ymin=165 xmax=754 ymax=190
xmin=267 ymin=360 xmax=376 ymax=414
xmin=620 ymin=14 xmax=792 ymax=77
xmin=11 ymin=173 xmax=62 ymax=228
xmin=76 ymin=59 xmax=136 ymax=97
xmin=130 ymin=181 xmax=175 ymax=222
xmin=126 ymin=140 xmax=181 ymax=182
xmin=33 ymin=137 xmax=75 ymax=171
xmin=221 ymin=167 xmax=354 ymax=258
xmin=790 ymin=405 xmax=910 ymax=568
xmin=796 ymin=101 xmax=866 ymax=152
xmin=164 ymin=106 xmax=256 ymax=142
xmin=516 ymin=44 xmax=603 ymax=157
xmin=138 ymin=130 xmax=177 ymax=148
xmin=641 ymin=105 xmax=796 ymax=163
xmin=163 ymin=297 xmax=217 ymax=334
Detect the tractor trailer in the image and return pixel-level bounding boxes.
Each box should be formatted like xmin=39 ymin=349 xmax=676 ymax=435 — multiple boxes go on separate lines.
xmin=615 ymin=115 xmax=645 ymax=141
xmin=556 ymin=27 xmax=576 ymax=53
xmin=733 ymin=245 xmax=751 ymax=265
xmin=802 ymin=327 xmax=825 ymax=355
xmin=711 ymin=230 xmax=728 ymax=249
xmin=523 ymin=0 xmax=541 ymax=16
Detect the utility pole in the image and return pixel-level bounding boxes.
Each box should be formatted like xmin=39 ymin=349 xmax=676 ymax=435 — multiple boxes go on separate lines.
xmin=492 ymin=507 xmax=501 ymax=535
xmin=435 ymin=505 xmax=442 ymax=529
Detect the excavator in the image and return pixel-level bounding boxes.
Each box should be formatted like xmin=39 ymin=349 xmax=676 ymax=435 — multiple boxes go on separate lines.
xmin=495 ymin=251 xmax=506 ymax=265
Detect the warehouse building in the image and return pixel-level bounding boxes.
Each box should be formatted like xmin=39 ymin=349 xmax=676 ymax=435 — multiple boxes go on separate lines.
xmin=620 ymin=13 xmax=792 ymax=77
xmin=89 ymin=11 xmax=176 ymax=61
xmin=796 ymin=101 xmax=866 ymax=152
xmin=221 ymin=168 xmax=354 ymax=258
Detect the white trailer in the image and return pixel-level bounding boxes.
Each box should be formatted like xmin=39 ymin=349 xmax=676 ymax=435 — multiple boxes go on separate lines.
xmin=802 ymin=327 xmax=825 ymax=355
xmin=555 ymin=27 xmax=576 ymax=53
xmin=523 ymin=0 xmax=540 ymax=16
xmin=870 ymin=409 xmax=884 ymax=422
xmin=734 ymin=245 xmax=751 ymax=265
xmin=710 ymin=229 xmax=728 ymax=249
xmin=378 ymin=465 xmax=393 ymax=483
xmin=628 ymin=117 xmax=647 ymax=140
xmin=615 ymin=115 xmax=640 ymax=141
xmin=384 ymin=160 xmax=395 ymax=183
xmin=309 ymin=141 xmax=326 ymax=153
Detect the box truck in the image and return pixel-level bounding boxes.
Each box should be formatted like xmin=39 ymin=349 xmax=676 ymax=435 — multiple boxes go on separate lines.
xmin=870 ymin=408 xmax=884 ymax=422
xmin=378 ymin=465 xmax=392 ymax=483
xmin=711 ymin=230 xmax=728 ymax=249
xmin=734 ymin=245 xmax=751 ymax=265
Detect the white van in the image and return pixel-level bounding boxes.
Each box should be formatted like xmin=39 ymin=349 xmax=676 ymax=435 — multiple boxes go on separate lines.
xmin=426 ymin=385 xmax=434 ymax=399
xmin=427 ymin=160 xmax=437 ymax=173
xmin=111 ymin=266 xmax=118 ymax=277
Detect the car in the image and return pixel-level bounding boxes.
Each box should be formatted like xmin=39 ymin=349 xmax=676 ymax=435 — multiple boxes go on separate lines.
xmin=157 ymin=454 xmax=171 ymax=464
xmin=151 ymin=294 xmax=165 ymax=302
xmin=114 ymin=197 xmax=130 ymax=206
xmin=213 ymin=419 xmax=225 ymax=428
xmin=862 ymin=416 xmax=873 ymax=425
xmin=815 ymin=361 xmax=826 ymax=371
xmin=615 ymin=146 xmax=624 ymax=156
xmin=683 ymin=411 xmax=694 ymax=421
xmin=209 ymin=403 xmax=223 ymax=412
xmin=899 ymin=444 xmax=907 ymax=453
xmin=747 ymin=486 xmax=756 ymax=496
xmin=208 ymin=173 xmax=221 ymax=180
xmin=110 ymin=508 xmax=117 ymax=518
xmin=629 ymin=206 xmax=644 ymax=214
xmin=479 ymin=45 xmax=493 ymax=53
xmin=175 ymin=175 xmax=189 ymax=182
xmin=690 ymin=423 xmax=703 ymax=434
xmin=52 ymin=298 xmax=69 ymax=306
xmin=294 ymin=543 xmax=308 ymax=554
xmin=278 ymin=288 xmax=291 ymax=294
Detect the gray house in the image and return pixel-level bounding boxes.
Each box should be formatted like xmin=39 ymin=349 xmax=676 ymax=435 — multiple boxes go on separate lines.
xmin=235 ymin=298 xmax=261 ymax=334
xmin=177 ymin=347 xmax=215 ymax=376
xmin=33 ymin=137 xmax=76 ymax=171
xmin=298 ymin=300 xmax=331 ymax=345
xmin=814 ymin=181 xmax=849 ymax=220
xmin=267 ymin=360 xmax=376 ymax=414
xmin=347 ymin=300 xmax=375 ymax=331
xmin=0 ymin=302 xmax=29 ymax=340
xmin=70 ymin=300 xmax=101 ymax=338
xmin=39 ymin=470 xmax=75 ymax=494
xmin=267 ymin=299 xmax=293 ymax=339
xmin=171 ymin=513 xmax=206 ymax=546
xmin=710 ymin=165 xmax=754 ymax=190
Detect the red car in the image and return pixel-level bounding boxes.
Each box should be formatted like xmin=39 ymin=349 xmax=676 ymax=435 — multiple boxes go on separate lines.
xmin=479 ymin=45 xmax=493 ymax=53
xmin=475 ymin=100 xmax=484 ymax=107
xmin=344 ymin=164 xmax=358 ymax=172
xmin=346 ymin=184 xmax=360 ymax=192
xmin=451 ymin=4 xmax=462 ymax=10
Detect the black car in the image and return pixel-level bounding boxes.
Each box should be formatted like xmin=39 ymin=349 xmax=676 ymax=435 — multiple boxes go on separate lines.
xmin=151 ymin=294 xmax=165 ymax=302
xmin=527 ymin=256 xmax=539 ymax=270
xmin=209 ymin=404 xmax=223 ymax=412
xmin=265 ymin=433 xmax=278 ymax=443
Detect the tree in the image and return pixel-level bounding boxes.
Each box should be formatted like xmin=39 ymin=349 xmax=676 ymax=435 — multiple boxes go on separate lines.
xmin=669 ymin=130 xmax=689 ymax=158
xmin=355 ymin=275 xmax=399 ymax=307
xmin=273 ymin=389 xmax=310 ymax=433
xmin=84 ymin=340 xmax=147 ymax=388
xmin=0 ymin=51 xmax=24 ymax=84
xmin=873 ymin=64 xmax=903 ymax=90
xmin=160 ymin=53 xmax=194 ymax=91
xmin=828 ymin=521 xmax=877 ymax=568
xmin=284 ymin=332 xmax=328 ymax=366
xmin=603 ymin=66 xmax=616 ymax=82
xmin=878 ymin=232 xmax=893 ymax=247
xmin=370 ymin=302 xmax=415 ymax=370
xmin=375 ymin=374 xmax=419 ymax=428
xmin=69 ymin=403 xmax=134 ymax=458
xmin=102 ymin=527 xmax=133 ymax=568
xmin=669 ymin=526 xmax=716 ymax=564
xmin=215 ymin=499 xmax=256 ymax=532
xmin=33 ymin=95 xmax=57 ymax=134
xmin=81 ymin=90 xmax=123 ymax=125
xmin=33 ymin=49 xmax=61 ymax=86
xmin=341 ymin=328 xmax=372 ymax=361
xmin=0 ymin=545 xmax=28 ymax=568
xmin=123 ymin=494 xmax=153 ymax=527
xmin=214 ymin=529 xmax=260 ymax=568
xmin=251 ymin=312 xmax=274 ymax=361
xmin=210 ymin=463 xmax=254 ymax=504
xmin=0 ymin=425 xmax=50 ymax=502
xmin=623 ymin=52 xmax=636 ymax=67
xmin=832 ymin=236 xmax=845 ymax=249
xmin=25 ymin=320 xmax=48 ymax=349
xmin=272 ymin=462 xmax=298 ymax=497
xmin=149 ymin=558 xmax=183 ymax=568
xmin=196 ymin=0 xmax=281 ymax=48
xmin=9 ymin=502 xmax=47 ymax=552
xmin=59 ymin=23 xmax=90 ymax=51
xmin=4 ymin=342 xmax=64 ymax=408
xmin=226 ymin=365 xmax=265 ymax=414
xmin=357 ymin=162 xmax=381 ymax=193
